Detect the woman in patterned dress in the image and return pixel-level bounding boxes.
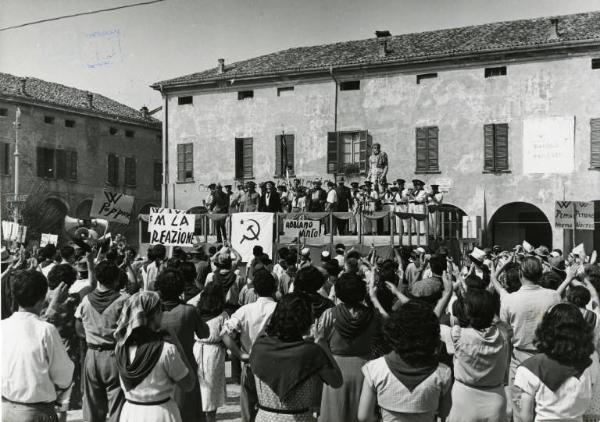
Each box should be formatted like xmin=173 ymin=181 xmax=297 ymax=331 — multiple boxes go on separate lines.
xmin=115 ymin=291 xmax=197 ymax=422
xmin=194 ymin=282 xmax=229 ymax=422
xmin=250 ymin=293 xmax=342 ymax=422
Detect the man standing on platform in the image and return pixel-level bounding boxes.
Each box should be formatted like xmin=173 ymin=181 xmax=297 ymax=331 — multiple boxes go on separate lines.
xmin=334 ymin=177 xmax=352 ymax=235
xmin=307 ymin=180 xmax=326 ymax=212
xmin=409 ymin=179 xmax=428 ymax=235
xmin=258 ymin=181 xmax=281 ymax=213
xmin=208 ymin=183 xmax=229 ymax=244
xmin=366 ymin=142 xmax=388 ymax=187
xmin=241 ymin=182 xmax=260 ymax=212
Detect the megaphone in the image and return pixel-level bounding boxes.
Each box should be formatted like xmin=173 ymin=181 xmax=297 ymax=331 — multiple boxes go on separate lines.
xmin=64 ymin=216 xmax=109 ymax=241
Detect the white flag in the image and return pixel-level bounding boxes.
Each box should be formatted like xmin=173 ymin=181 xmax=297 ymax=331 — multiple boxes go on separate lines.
xmin=231 ymin=212 xmax=273 ymax=262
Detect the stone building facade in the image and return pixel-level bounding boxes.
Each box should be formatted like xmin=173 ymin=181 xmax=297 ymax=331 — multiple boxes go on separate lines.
xmin=153 ymin=12 xmax=600 ymax=251
xmin=0 ymin=73 xmax=162 ymax=246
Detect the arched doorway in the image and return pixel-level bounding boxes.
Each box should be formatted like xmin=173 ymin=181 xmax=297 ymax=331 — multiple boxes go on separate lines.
xmin=75 ymin=199 xmax=93 ymax=220
xmin=488 ymin=202 xmax=552 ymax=249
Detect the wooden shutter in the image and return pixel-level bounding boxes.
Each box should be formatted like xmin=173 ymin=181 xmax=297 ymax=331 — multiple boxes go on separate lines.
xmin=285 ymin=134 xmax=294 ymax=175
xmin=358 ymin=130 xmax=369 ymax=174
xmin=125 ymin=157 xmax=136 ymax=185
xmin=428 ymin=127 xmax=439 ymax=171
xmin=184 ymin=144 xmax=193 ymax=180
xmin=494 ymin=124 xmax=509 ymax=171
xmin=37 ymin=147 xmax=44 ymax=177
xmin=275 ymin=135 xmax=282 ymax=177
xmin=416 ymin=127 xmax=428 ymax=172
xmin=327 ymin=132 xmax=338 ymax=174
xmin=69 ymin=151 xmax=78 ymax=180
xmin=0 ymin=143 xmax=8 ymax=175
xmin=243 ymin=138 xmax=253 ymax=178
xmin=591 ymin=119 xmax=600 ymax=168
xmin=235 ymin=139 xmax=243 ymax=179
xmin=56 ymin=150 xmax=66 ymax=179
xmin=483 ymin=124 xmax=495 ymax=171
xmin=108 ymin=153 xmax=118 ymax=185
xmin=177 ymin=144 xmax=185 ymax=182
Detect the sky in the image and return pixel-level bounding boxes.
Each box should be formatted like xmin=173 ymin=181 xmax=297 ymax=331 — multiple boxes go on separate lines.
xmin=1 ymin=0 xmax=600 ymax=114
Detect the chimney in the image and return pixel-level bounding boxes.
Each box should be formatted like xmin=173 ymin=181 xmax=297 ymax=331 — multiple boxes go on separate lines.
xmin=20 ymin=78 xmax=27 ymax=95
xmin=375 ymin=30 xmax=391 ymax=58
xmin=549 ymin=18 xmax=560 ymax=40
xmin=140 ymin=106 xmax=149 ymax=119
xmin=86 ymin=92 xmax=93 ymax=108
xmin=217 ymin=58 xmax=225 ymax=74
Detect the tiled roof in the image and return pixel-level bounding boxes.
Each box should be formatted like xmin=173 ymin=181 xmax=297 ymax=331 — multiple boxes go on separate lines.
xmin=0 ymin=72 xmax=160 ymax=127
xmin=154 ymin=11 xmax=600 ymax=88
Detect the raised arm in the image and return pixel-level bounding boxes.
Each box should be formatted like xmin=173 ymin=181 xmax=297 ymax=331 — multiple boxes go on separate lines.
xmin=556 ymin=264 xmax=580 ymax=298
xmin=434 ymin=271 xmax=453 ymax=318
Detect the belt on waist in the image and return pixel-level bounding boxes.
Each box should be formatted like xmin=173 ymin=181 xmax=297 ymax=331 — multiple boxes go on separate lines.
xmin=2 ymin=397 xmax=54 ymax=407
xmin=87 ymin=343 xmax=115 ymax=351
xmin=514 ymin=347 xmax=537 ymax=354
xmin=126 ymin=397 xmax=170 ymax=406
xmin=456 ymin=380 xmax=503 ymax=390
xmin=257 ymin=404 xmax=309 ymax=415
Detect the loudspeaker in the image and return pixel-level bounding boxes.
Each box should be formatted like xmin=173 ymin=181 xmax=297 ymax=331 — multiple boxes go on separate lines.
xmin=64 ymin=216 xmax=109 ymax=241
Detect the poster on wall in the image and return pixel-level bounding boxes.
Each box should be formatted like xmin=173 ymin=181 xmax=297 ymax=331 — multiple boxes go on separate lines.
xmin=231 ymin=212 xmax=273 ymax=262
xmin=522 ymin=116 xmax=574 ymax=174
xmin=90 ymin=190 xmax=135 ymax=224
xmin=148 ymin=208 xmax=195 ymax=246
xmin=555 ymin=201 xmax=595 ymax=231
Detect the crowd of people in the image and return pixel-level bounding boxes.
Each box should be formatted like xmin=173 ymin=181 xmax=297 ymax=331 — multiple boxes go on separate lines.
xmin=203 ymin=177 xmax=444 ymax=241
xmin=1 ymin=233 xmax=600 ymax=422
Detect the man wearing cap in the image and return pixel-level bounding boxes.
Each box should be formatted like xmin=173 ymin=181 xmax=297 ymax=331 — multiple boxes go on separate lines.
xmin=307 ymin=180 xmax=326 ymax=212
xmin=427 ymin=184 xmax=443 ymax=238
xmin=348 ymin=182 xmax=360 ymax=234
xmin=241 ymin=181 xmax=260 ymax=212
xmin=230 ymin=184 xmax=245 ymax=212
xmin=393 ymin=179 xmax=408 ymax=236
xmin=258 ymin=181 xmax=281 ymax=213
xmin=208 ymin=183 xmax=229 ymax=244
xmin=409 ymin=179 xmax=428 ymax=235
xmin=366 ymin=142 xmax=388 ymax=187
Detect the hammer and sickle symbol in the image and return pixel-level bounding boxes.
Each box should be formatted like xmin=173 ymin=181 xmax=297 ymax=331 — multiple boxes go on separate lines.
xmin=240 ymin=219 xmax=261 ymax=243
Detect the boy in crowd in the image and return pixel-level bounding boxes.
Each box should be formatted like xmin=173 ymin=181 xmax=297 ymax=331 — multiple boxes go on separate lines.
xmin=76 ymin=261 xmax=129 ymax=422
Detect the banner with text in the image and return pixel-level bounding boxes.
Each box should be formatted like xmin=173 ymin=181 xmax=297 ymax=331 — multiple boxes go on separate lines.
xmin=555 ymin=201 xmax=595 ymax=231
xmin=1 ymin=221 xmax=27 ymax=242
xmin=283 ymin=218 xmax=321 ymax=239
xmin=148 ymin=208 xmax=195 ymax=246
xmin=523 ymin=116 xmax=574 ymax=174
xmin=40 ymin=233 xmax=58 ymax=247
xmin=90 ymin=190 xmax=135 ymax=224
xmin=231 ymin=212 xmax=273 ymax=262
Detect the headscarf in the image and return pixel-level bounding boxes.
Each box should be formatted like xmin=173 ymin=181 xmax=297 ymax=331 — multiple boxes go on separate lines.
xmin=114 ymin=291 xmax=165 ymax=391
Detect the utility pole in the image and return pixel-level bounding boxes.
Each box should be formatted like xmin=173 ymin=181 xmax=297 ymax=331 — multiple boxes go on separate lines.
xmin=13 ymin=106 xmax=21 ymax=223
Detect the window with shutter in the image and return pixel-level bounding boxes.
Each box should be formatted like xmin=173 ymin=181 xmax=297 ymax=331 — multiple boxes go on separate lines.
xmin=358 ymin=131 xmax=369 ymax=174
xmin=153 ymin=161 xmax=162 ymax=190
xmin=176 ymin=143 xmax=193 ymax=181
xmin=125 ymin=157 xmax=136 ymax=186
xmin=56 ymin=150 xmax=66 ymax=179
xmin=483 ymin=123 xmax=509 ymax=172
xmin=275 ymin=134 xmax=295 ymax=177
xmin=68 ymin=151 xmax=78 ymax=180
xmin=327 ymin=132 xmax=339 ymax=174
xmin=235 ymin=138 xmax=253 ymax=179
xmin=415 ymin=126 xmax=439 ymax=173
xmin=37 ymin=148 xmax=55 ymax=178
xmin=107 ymin=153 xmax=119 ymax=185
xmin=0 ymin=143 xmax=9 ymax=175
xmin=591 ymin=119 xmax=600 ymax=168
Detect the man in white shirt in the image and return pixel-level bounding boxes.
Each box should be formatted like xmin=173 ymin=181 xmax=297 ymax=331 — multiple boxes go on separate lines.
xmin=221 ymin=269 xmax=277 ymax=422
xmin=2 ymin=270 xmax=74 ymax=422
xmin=144 ymin=244 xmax=166 ymax=291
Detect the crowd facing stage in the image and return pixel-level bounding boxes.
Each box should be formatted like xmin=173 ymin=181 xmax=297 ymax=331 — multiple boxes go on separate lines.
xmin=1 ymin=231 xmax=600 ymax=422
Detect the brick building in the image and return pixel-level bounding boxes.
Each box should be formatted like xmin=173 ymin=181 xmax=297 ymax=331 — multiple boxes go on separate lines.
xmin=0 ymin=73 xmax=162 ymax=246
xmin=152 ymin=12 xmax=600 ymax=251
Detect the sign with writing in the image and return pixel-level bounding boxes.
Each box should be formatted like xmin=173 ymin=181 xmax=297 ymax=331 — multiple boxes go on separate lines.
xmin=1 ymin=221 xmax=27 ymax=242
xmin=283 ymin=218 xmax=321 ymax=239
xmin=523 ymin=116 xmax=574 ymax=174
xmin=575 ymin=201 xmax=595 ymax=231
xmin=148 ymin=208 xmax=195 ymax=246
xmin=555 ymin=201 xmax=595 ymax=231
xmin=231 ymin=212 xmax=273 ymax=262
xmin=148 ymin=207 xmax=189 ymax=233
xmin=90 ymin=190 xmax=134 ymax=224
xmin=40 ymin=233 xmax=58 ymax=247
xmin=434 ymin=178 xmax=453 ymax=193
